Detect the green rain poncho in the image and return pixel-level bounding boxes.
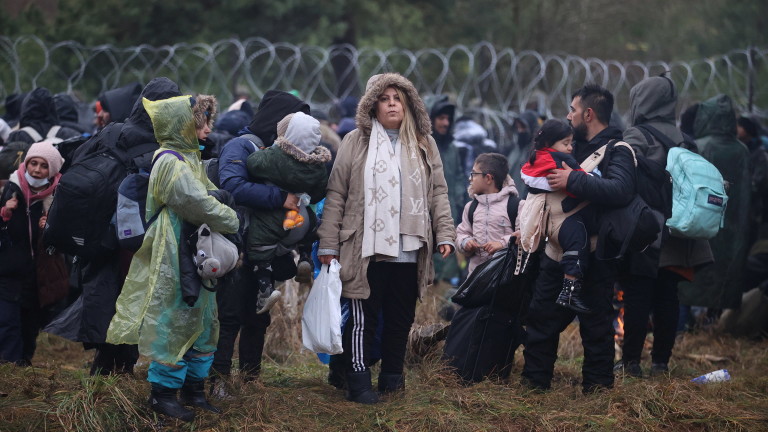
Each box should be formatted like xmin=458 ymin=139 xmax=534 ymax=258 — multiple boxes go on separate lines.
xmin=106 ymin=95 xmax=238 ymax=365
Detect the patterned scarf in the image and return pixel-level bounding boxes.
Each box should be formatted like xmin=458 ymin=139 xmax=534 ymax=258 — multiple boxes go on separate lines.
xmin=362 ymin=119 xmax=429 ymax=259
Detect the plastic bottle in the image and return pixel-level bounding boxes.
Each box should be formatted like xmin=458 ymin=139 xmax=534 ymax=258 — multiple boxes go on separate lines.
xmin=691 ymin=369 xmax=731 ymax=383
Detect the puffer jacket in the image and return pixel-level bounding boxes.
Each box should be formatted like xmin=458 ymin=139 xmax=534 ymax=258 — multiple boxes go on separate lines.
xmin=678 ymin=94 xmax=751 ymax=309
xmin=456 ymin=175 xmax=518 ymax=274
xmin=317 ymin=73 xmax=456 ymax=300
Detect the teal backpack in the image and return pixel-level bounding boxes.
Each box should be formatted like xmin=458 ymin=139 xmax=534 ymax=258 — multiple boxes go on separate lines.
xmin=665 ymin=147 xmax=727 ymax=239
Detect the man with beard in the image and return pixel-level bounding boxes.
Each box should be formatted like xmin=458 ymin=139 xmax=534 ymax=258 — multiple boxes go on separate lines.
xmin=428 ymin=96 xmax=467 ymax=285
xmin=522 ymin=84 xmax=636 ymax=393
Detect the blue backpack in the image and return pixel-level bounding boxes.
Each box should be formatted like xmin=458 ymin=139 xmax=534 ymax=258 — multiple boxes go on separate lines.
xmin=115 ymin=150 xmax=183 ymax=252
xmin=665 ymin=147 xmax=727 ymax=239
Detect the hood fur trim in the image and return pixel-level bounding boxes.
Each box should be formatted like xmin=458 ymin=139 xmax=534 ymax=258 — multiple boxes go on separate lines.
xmin=355 ymin=73 xmax=432 ymax=139
xmin=193 ymin=94 xmax=218 ymax=130
xmin=275 ymin=137 xmax=332 ymax=164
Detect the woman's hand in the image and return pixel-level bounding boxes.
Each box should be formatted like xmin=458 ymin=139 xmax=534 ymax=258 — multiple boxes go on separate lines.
xmin=4 ymin=194 xmax=18 ymax=213
xmin=283 ymin=192 xmax=299 ymax=211
xmin=38 ymin=211 xmax=47 ymax=230
xmin=318 ymin=254 xmax=338 ymax=265
xmin=438 ymin=244 xmax=453 ymax=258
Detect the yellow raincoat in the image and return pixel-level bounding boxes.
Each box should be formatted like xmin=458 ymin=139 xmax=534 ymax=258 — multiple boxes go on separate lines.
xmin=106 ymin=96 xmax=238 ymax=364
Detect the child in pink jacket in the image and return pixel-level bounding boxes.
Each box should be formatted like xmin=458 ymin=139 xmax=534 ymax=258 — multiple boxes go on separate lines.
xmin=456 ymin=153 xmax=518 ymax=275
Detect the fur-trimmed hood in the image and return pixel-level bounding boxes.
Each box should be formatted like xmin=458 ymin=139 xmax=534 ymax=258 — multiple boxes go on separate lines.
xmin=274 ymin=137 xmax=332 ymax=165
xmin=193 ymin=94 xmax=218 ymax=130
xmin=355 ymin=73 xmax=432 ymax=139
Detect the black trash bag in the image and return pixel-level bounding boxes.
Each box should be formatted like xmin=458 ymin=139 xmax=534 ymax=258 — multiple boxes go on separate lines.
xmin=43 ymin=294 xmax=84 ymax=342
xmin=451 ymin=243 xmax=517 ymax=308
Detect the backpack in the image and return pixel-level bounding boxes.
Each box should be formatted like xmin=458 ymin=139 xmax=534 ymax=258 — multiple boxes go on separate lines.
xmin=466 ymin=195 xmax=520 ymax=227
xmin=43 ymin=124 xmax=154 ymax=260
xmin=0 ymin=141 xmax=31 ymax=179
xmin=665 ymin=147 xmax=727 ymax=239
xmin=19 ymin=125 xmax=63 ymax=144
xmin=116 ymin=150 xmax=184 ymax=252
xmin=595 ymin=141 xmax=663 ymax=260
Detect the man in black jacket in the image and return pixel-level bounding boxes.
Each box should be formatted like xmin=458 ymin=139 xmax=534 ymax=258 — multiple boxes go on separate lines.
xmin=522 ymin=84 xmax=636 ymax=393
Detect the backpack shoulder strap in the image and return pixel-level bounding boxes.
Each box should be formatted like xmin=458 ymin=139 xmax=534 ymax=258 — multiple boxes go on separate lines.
xmin=635 ymin=123 xmax=679 ymax=150
xmin=467 ymin=198 xmax=479 ymax=226
xmin=240 ymin=133 xmax=263 ymax=151
xmin=611 ymin=140 xmax=637 ymax=167
xmin=20 ymin=126 xmax=42 ymax=142
xmin=46 ymin=125 xmax=61 ymax=139
xmin=151 ymin=149 xmax=184 ymax=166
xmin=506 ymin=195 xmax=520 ymax=225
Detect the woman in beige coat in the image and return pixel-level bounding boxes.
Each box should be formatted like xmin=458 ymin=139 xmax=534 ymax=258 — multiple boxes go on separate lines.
xmin=318 ymin=73 xmax=455 ymax=404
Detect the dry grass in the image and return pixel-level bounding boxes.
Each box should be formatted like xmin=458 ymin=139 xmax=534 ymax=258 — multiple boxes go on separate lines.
xmin=1 ymin=281 xmax=767 ymax=431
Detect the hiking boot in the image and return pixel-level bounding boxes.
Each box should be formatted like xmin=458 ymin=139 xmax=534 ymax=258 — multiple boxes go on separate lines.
xmin=555 ymin=282 xmax=571 ymax=308
xmin=650 ymin=362 xmax=669 ymax=377
xmin=378 ymin=373 xmax=405 ymax=394
xmin=180 ymin=378 xmax=221 ymax=413
xmin=614 ymin=360 xmax=643 ymax=378
xmin=345 ymin=370 xmax=379 ymax=404
xmin=254 ymin=268 xmax=281 ymax=314
xmin=148 ymin=384 xmax=195 ymax=422
xmin=295 ymin=252 xmax=314 ymax=284
xmin=556 ymin=278 xmax=592 ymax=314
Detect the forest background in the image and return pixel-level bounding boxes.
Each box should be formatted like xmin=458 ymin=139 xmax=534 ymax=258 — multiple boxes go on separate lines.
xmin=2 ymin=0 xmax=766 ymax=64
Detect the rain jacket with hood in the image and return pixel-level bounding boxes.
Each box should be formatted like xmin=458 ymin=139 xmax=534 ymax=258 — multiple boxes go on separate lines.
xmin=678 ymin=94 xmax=751 ymax=310
xmin=317 ymin=73 xmax=456 ymax=300
xmin=6 ymin=88 xmax=81 ymax=144
xmin=623 ymin=76 xmax=713 ymax=276
xmin=106 ymin=95 xmax=238 ymax=364
xmin=456 ymin=175 xmax=518 ymax=274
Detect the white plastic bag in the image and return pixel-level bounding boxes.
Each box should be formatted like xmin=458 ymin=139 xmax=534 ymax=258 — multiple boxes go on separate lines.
xmin=301 ymin=259 xmax=343 ymax=354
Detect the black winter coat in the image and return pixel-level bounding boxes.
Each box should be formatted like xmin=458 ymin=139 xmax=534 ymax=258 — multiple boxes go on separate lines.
xmin=568 ymin=126 xmax=636 ymax=209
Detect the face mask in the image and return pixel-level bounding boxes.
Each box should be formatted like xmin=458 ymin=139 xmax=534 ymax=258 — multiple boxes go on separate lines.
xmin=25 ymin=171 xmax=50 ymax=188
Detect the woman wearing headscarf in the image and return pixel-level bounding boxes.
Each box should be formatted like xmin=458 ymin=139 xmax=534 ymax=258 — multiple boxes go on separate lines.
xmin=318 ymin=73 xmax=456 ymax=404
xmin=106 ymin=95 xmax=238 ymax=422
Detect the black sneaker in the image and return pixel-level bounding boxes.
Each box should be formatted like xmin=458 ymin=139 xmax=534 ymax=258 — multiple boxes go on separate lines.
xmin=614 ymin=360 xmax=643 ymax=378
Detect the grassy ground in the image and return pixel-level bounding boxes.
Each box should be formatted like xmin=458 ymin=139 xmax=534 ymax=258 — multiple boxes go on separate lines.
xmin=1 ymin=282 xmax=767 ymax=431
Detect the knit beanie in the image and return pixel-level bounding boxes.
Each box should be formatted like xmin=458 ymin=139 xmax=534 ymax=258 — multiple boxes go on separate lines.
xmin=277 ymin=112 xmax=321 ymax=154
xmin=24 ymin=139 xmax=64 ymax=177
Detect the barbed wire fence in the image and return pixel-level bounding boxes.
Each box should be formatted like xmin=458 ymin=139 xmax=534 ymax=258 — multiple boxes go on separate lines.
xmin=2 ymin=36 xmax=766 ymax=155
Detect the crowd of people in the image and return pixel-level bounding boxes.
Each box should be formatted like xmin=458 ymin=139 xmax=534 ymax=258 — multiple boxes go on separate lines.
xmin=1 ymin=72 xmax=766 ymax=422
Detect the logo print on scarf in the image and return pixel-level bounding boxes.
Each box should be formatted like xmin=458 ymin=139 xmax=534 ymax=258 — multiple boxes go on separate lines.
xmin=368 ymin=186 xmax=389 ymax=205
xmin=385 ymin=235 xmax=397 ymax=246
xmin=374 ymin=160 xmax=388 ymax=173
xmin=409 ymin=198 xmax=424 ymax=215
xmin=388 ymin=176 xmax=399 ymax=187
xmin=388 ymin=206 xmax=399 ymax=217
xmin=409 ymin=169 xmax=422 ymax=185
xmin=370 ymin=218 xmax=385 ymax=232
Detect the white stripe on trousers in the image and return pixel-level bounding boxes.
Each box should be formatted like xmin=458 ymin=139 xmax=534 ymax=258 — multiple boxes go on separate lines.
xmin=351 ymin=299 xmax=366 ymax=372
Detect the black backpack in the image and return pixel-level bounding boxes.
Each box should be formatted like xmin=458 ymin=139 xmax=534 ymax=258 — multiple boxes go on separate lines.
xmin=595 ymin=141 xmax=663 ymax=260
xmin=43 ymin=124 xmax=155 ymax=260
